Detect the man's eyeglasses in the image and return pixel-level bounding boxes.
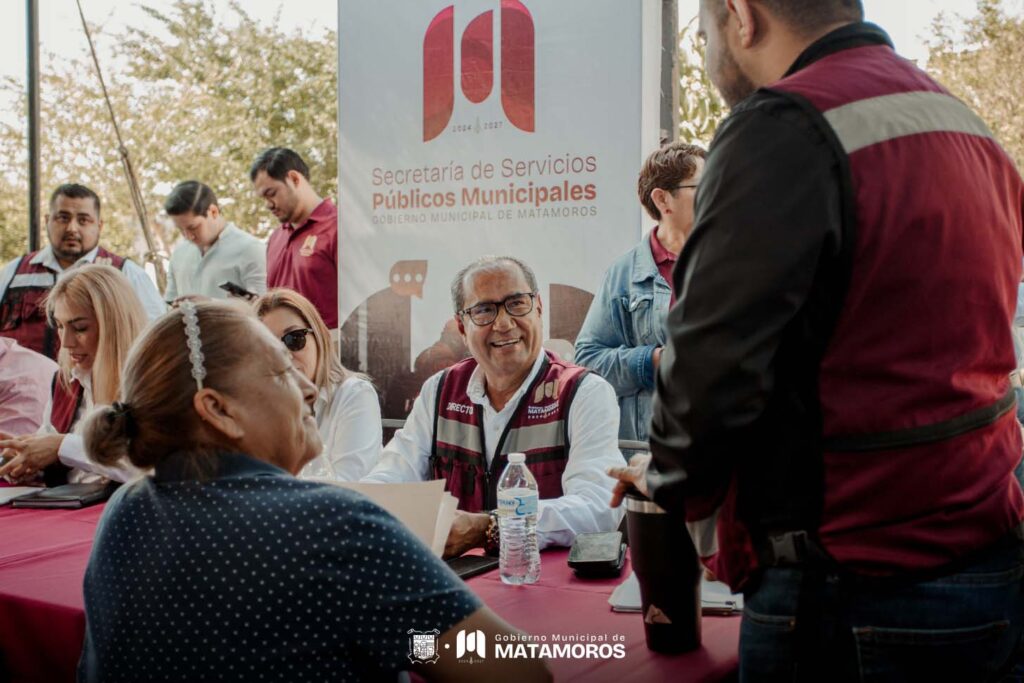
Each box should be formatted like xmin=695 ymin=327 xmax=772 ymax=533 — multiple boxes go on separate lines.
xmin=281 ymin=328 xmax=314 ymax=352
xmin=672 ymin=184 xmax=699 ymax=191
xmin=459 ymin=292 xmax=537 ymax=327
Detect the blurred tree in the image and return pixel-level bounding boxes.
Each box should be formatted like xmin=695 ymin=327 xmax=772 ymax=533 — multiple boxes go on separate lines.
xmin=0 ymin=148 xmax=30 ymax=260
xmin=0 ymin=0 xmax=337 ymax=285
xmin=929 ymin=0 xmax=1024 ymax=169
xmin=676 ymin=17 xmax=726 ymax=146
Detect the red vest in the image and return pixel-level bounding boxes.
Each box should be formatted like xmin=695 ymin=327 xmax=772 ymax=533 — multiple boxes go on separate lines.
xmin=703 ymin=44 xmax=1024 ymax=588
xmin=43 ymin=375 xmax=84 ymax=487
xmin=0 ymin=248 xmax=126 ymax=359
xmin=430 ymin=351 xmax=588 ymax=512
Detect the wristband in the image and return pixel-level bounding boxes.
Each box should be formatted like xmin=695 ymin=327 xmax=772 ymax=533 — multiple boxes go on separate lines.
xmin=484 ymin=509 xmax=500 ymax=556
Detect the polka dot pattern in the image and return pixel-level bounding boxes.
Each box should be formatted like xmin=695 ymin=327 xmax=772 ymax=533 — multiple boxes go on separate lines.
xmin=78 ymin=453 xmax=480 ymax=682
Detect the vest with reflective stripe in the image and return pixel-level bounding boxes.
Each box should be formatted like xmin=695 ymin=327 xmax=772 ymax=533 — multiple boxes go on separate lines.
xmin=707 ymin=44 xmax=1024 ymax=589
xmin=430 ymin=351 xmax=587 ymax=512
xmin=44 ymin=375 xmax=84 ymax=487
xmin=0 ymin=248 xmax=126 ymax=359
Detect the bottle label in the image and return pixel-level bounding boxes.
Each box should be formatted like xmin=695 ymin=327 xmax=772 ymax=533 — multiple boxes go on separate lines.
xmin=498 ymin=492 xmax=538 ymax=517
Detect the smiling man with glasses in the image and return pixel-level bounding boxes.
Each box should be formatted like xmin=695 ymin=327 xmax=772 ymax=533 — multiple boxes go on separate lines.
xmin=364 ymin=255 xmax=624 ymax=559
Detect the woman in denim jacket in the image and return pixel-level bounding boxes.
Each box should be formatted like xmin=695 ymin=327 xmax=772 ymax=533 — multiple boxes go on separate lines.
xmin=575 ymin=142 xmax=705 ymax=443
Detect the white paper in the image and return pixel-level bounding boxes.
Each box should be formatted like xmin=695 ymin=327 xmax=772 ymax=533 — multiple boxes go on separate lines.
xmin=608 ymin=570 xmax=642 ymax=611
xmin=608 ymin=570 xmax=744 ymax=615
xmin=0 ymin=487 xmax=43 ymax=505
xmin=432 ymin=492 xmax=459 ymax=557
xmin=326 ymin=479 xmax=456 ymax=557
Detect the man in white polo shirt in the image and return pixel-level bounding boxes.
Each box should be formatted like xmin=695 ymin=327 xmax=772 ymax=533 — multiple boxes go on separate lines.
xmin=163 ymin=181 xmax=266 ymax=303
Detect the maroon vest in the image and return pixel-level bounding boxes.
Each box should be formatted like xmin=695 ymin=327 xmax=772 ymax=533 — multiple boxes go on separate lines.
xmin=43 ymin=375 xmax=84 ymax=487
xmin=704 ymin=44 xmax=1024 ymax=588
xmin=430 ymin=351 xmax=588 ymax=512
xmin=0 ymin=248 xmax=126 ymax=359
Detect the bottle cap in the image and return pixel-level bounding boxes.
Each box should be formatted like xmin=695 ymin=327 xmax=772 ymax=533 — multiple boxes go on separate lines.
xmin=508 ymin=452 xmax=526 ymax=464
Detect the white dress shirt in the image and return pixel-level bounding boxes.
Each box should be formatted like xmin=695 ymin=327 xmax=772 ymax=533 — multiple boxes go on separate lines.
xmin=36 ymin=369 xmax=144 ymax=484
xmin=300 ymin=376 xmax=383 ymax=481
xmin=0 ymin=245 xmax=167 ymax=320
xmin=164 ymin=223 xmax=267 ymax=301
xmin=363 ymin=352 xmax=625 ymax=549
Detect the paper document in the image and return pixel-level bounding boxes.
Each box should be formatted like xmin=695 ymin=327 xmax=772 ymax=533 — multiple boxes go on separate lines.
xmin=608 ymin=571 xmax=744 ymax=616
xmin=0 ymin=487 xmax=43 ymax=505
xmin=328 ymin=480 xmax=458 ymax=557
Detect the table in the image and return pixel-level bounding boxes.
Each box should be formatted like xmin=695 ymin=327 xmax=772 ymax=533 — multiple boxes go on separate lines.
xmin=0 ymin=504 xmax=740 ymax=682
xmin=469 ymin=552 xmax=741 ymax=682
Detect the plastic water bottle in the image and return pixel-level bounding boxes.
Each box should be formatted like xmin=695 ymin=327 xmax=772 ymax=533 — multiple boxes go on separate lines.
xmin=497 ymin=452 xmax=541 ymax=585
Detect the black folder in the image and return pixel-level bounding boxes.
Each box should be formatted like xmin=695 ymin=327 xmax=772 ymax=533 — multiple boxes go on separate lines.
xmin=11 ymin=482 xmax=118 ymax=509
xmin=445 ymin=554 xmax=500 ymax=580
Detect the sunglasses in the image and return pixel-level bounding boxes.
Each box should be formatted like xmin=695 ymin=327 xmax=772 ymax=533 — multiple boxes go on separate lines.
xmin=281 ymin=328 xmax=314 ymax=352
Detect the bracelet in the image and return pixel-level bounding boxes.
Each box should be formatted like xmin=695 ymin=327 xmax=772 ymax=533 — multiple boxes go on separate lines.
xmin=484 ymin=509 xmax=500 ymax=556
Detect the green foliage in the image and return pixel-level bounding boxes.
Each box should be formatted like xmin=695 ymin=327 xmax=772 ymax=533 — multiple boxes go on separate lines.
xmin=677 ymin=18 xmax=726 ymax=146
xmin=928 ymin=0 xmax=1024 ymax=169
xmin=0 ymin=0 xmax=337 ymax=280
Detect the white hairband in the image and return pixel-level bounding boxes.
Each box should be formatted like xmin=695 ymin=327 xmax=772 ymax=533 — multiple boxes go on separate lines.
xmin=179 ymin=300 xmax=207 ymax=391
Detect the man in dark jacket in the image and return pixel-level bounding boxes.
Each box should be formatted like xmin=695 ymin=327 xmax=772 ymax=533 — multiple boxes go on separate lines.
xmin=610 ymin=1 xmax=1024 ymax=679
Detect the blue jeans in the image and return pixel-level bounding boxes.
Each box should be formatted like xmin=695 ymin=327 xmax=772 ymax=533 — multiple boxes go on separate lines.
xmin=740 ymin=536 xmax=1024 ymax=682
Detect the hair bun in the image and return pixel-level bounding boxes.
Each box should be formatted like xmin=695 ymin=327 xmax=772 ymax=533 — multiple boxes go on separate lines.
xmin=110 ymin=401 xmax=138 ymax=438
xmin=82 ymin=403 xmax=134 ymax=468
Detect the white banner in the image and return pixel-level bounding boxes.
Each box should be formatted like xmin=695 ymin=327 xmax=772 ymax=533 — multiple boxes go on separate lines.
xmin=338 ymin=0 xmax=660 ymax=418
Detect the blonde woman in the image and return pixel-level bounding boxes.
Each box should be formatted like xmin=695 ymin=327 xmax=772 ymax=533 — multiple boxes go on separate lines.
xmin=255 ymin=288 xmax=382 ymax=480
xmin=0 ymin=264 xmax=147 ymax=484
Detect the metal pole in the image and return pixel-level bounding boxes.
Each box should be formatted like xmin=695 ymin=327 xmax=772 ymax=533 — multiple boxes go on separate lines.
xmin=660 ymin=0 xmax=679 ymax=143
xmin=26 ymin=0 xmax=40 ymax=252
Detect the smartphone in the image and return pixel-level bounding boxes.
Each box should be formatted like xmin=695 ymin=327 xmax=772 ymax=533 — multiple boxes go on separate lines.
xmin=218 ymin=281 xmax=257 ymax=301
xmin=568 ymin=530 xmax=626 ymax=578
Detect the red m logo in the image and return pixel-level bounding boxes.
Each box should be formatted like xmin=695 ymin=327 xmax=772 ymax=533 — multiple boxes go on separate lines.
xmin=423 ymin=1 xmax=535 ymax=142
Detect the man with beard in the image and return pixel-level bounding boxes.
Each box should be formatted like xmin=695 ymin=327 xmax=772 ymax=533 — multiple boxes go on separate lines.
xmin=0 ymin=183 xmax=166 ymax=358
xmin=250 ymin=147 xmax=338 ymax=329
xmin=609 ymin=1 xmax=1024 ymax=679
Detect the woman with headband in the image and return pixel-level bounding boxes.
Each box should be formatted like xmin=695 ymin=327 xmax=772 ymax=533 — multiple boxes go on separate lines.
xmin=0 ymin=264 xmax=146 ymax=483
xmin=76 ymin=300 xmax=549 ymax=682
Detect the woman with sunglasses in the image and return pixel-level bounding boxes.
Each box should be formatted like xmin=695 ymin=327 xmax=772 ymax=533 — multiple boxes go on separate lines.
xmin=575 ymin=142 xmax=705 ymax=445
xmin=0 ymin=264 xmax=146 ymax=483
xmin=255 ymin=288 xmax=381 ymax=480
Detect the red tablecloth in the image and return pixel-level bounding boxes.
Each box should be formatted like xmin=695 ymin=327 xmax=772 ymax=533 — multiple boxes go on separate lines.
xmin=0 ymin=504 xmax=739 ymax=682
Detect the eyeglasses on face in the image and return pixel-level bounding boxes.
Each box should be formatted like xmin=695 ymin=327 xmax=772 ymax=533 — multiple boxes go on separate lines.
xmin=281 ymin=328 xmax=314 ymax=352
xmin=459 ymin=292 xmax=537 ymax=327
xmin=672 ymin=184 xmax=699 ymax=191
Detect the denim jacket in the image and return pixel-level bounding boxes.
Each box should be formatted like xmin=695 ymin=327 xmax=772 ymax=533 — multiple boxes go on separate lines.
xmin=575 ymin=232 xmax=671 ymax=442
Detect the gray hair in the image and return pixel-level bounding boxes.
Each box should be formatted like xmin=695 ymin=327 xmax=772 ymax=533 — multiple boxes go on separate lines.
xmin=450 ymin=256 xmax=539 ymax=313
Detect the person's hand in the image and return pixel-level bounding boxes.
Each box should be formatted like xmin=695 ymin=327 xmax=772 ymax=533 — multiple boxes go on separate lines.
xmin=607 ymin=452 xmax=652 ymax=507
xmin=0 ymin=434 xmax=65 ymax=480
xmin=444 ymin=510 xmax=490 ymax=558
xmin=172 ymin=295 xmax=211 ymax=307
xmin=653 ymin=346 xmax=663 ymax=370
